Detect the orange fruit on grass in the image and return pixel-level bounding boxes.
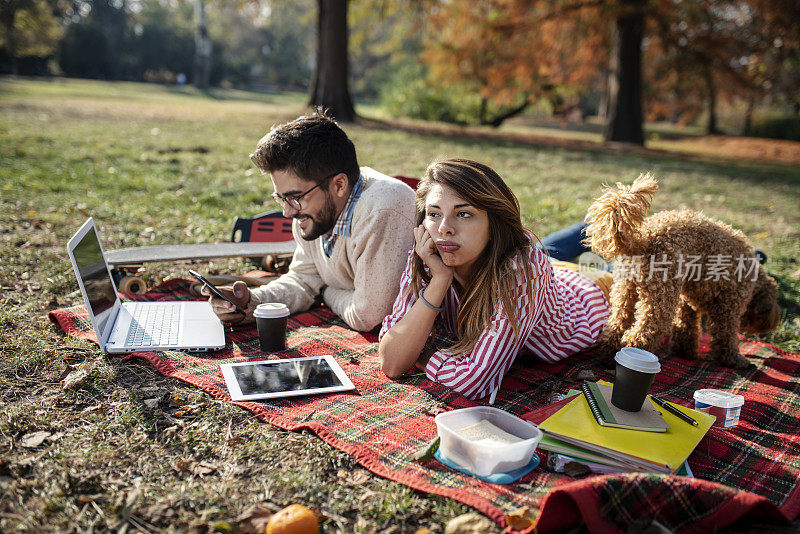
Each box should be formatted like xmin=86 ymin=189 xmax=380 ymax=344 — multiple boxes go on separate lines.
xmin=265 ymin=504 xmax=319 ymax=534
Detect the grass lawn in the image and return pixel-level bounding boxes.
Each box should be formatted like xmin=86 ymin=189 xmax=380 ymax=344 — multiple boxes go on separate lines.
xmin=1 ymin=77 xmax=799 ymax=533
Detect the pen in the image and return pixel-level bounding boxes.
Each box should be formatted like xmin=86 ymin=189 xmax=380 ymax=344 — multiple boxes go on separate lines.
xmin=651 ymin=396 xmax=698 ymax=426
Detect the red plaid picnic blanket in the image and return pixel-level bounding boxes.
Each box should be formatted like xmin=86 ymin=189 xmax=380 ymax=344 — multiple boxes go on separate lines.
xmin=49 ymin=279 xmax=800 ymax=533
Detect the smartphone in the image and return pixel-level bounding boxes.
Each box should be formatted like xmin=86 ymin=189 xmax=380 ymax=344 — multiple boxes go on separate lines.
xmin=189 ymin=270 xmax=246 ymax=316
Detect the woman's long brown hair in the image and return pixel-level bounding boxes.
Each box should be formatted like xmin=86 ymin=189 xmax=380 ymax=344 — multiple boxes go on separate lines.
xmin=410 ymin=158 xmax=537 ymax=356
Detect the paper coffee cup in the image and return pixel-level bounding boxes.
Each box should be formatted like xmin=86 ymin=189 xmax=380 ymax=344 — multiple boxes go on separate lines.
xmin=253 ymin=303 xmax=289 ymax=352
xmin=611 ymin=347 xmax=661 ymax=412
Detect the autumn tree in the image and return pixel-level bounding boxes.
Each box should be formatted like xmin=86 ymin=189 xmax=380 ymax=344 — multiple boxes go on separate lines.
xmin=424 ymin=0 xmax=610 ymax=127
xmin=422 ymin=0 xmax=799 ymax=144
xmin=0 ymin=0 xmax=64 ymax=75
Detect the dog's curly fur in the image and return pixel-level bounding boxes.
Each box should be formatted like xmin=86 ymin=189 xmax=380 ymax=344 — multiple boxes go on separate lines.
xmin=584 ymin=174 xmax=781 ymax=369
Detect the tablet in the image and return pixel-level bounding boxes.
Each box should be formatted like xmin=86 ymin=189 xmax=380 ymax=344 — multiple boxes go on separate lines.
xmin=220 ymin=355 xmax=355 ymax=401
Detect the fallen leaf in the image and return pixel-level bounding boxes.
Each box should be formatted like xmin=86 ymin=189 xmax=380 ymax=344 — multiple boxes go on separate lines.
xmin=412 ymin=437 xmax=440 ymax=463
xmin=173 ymin=403 xmax=206 ymax=416
xmin=174 ymin=458 xmax=217 ymax=476
xmin=349 ymin=470 xmax=371 ymax=485
xmin=576 ymin=370 xmax=595 ymax=380
xmin=564 ymin=461 xmax=592 ymax=478
xmin=175 ymin=459 xmax=191 ymax=473
xmin=235 ymin=503 xmax=275 ymax=534
xmin=62 ymin=369 xmax=90 ymax=390
xmin=504 ymin=506 xmax=534 ymax=530
xmin=80 ymin=404 xmax=104 ymax=415
xmin=423 ymin=405 xmax=445 ymax=416
xmin=444 ymin=513 xmax=495 ymax=533
xmin=192 ymin=461 xmax=217 ymax=476
xmin=143 ymin=501 xmax=177 ymax=521
xmin=20 ymin=431 xmax=51 ymax=448
xmin=415 ymin=529 xmax=433 ymax=534
xmin=77 ymin=494 xmax=105 ymax=504
xmin=143 ymin=398 xmax=160 ymax=409
xmin=57 ymin=364 xmax=75 ymax=381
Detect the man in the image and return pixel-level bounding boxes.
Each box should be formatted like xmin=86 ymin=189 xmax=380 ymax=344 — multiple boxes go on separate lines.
xmin=203 ymin=112 xmax=415 ymax=332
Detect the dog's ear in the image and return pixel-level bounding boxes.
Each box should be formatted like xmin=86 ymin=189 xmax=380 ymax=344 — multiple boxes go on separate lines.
xmin=740 ymin=270 xmax=781 ymax=334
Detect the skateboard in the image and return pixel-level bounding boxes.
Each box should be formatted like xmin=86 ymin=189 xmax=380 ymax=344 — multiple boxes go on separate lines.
xmin=105 ymin=241 xmax=297 ymax=294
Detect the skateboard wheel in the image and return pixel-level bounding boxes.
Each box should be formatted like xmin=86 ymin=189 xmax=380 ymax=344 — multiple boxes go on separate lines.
xmin=119 ymin=275 xmax=147 ymax=294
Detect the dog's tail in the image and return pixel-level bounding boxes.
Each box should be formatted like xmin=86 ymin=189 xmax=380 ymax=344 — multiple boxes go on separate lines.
xmin=583 ymin=173 xmax=658 ymax=259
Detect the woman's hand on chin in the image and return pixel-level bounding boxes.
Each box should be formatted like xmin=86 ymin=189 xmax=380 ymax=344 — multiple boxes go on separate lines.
xmin=414 ymin=225 xmax=454 ymax=282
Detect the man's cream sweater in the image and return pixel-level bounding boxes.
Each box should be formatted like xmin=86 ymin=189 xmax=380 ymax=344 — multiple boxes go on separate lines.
xmin=250 ymin=167 xmax=416 ymax=331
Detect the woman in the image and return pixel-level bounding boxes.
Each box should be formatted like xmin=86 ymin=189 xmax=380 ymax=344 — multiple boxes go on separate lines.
xmin=378 ymin=158 xmax=610 ymax=400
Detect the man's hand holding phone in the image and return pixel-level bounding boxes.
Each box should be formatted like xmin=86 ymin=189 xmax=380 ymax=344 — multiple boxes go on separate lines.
xmin=198 ymin=278 xmax=256 ymax=325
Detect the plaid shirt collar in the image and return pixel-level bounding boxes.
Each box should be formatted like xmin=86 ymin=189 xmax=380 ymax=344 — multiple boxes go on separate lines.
xmin=323 ymin=173 xmax=364 ymax=257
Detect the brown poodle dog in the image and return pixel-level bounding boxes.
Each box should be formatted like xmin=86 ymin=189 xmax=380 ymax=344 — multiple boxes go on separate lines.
xmin=584 ymin=174 xmax=781 ymax=369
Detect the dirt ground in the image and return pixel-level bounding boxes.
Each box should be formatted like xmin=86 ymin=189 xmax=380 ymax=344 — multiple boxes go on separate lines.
xmin=366 ymin=117 xmax=800 ymax=168
xmin=656 ymin=135 xmax=800 ymax=167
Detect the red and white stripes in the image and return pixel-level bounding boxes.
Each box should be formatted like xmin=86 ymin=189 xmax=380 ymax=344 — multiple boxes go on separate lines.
xmin=380 ymin=242 xmax=610 ymax=400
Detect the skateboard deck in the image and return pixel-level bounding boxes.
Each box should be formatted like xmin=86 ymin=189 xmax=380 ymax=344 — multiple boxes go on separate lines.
xmin=105 ymin=241 xmax=296 ymax=294
xmin=105 ymin=241 xmax=297 ymax=265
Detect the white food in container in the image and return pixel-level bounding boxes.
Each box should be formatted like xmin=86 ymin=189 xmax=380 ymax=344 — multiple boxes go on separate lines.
xmin=435 ymin=406 xmax=542 ymax=477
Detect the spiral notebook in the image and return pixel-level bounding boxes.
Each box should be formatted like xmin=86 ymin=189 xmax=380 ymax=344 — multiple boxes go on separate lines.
xmin=581 ymin=381 xmax=669 ymax=433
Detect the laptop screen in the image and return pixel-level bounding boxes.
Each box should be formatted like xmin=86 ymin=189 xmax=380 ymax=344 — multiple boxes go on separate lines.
xmin=72 ymin=225 xmax=117 ymax=335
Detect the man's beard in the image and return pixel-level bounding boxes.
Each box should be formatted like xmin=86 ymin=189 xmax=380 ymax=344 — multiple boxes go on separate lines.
xmin=296 ymin=193 xmax=338 ymax=241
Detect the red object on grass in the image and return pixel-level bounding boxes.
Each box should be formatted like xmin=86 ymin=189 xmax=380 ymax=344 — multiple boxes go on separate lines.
xmin=231 ymin=210 xmax=293 ymax=243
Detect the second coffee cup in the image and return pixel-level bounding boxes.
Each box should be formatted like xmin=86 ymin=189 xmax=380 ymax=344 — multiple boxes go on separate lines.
xmin=253 ymin=303 xmax=290 ymax=352
xmin=611 ymin=347 xmax=661 ymax=412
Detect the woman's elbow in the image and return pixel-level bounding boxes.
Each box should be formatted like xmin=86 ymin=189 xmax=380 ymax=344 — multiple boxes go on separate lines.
xmin=379 ymin=351 xmax=403 ymax=378
xmin=378 ymin=343 xmax=408 ymax=378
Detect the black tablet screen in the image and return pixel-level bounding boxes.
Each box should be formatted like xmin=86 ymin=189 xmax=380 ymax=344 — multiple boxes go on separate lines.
xmin=232 ymin=359 xmax=342 ymax=395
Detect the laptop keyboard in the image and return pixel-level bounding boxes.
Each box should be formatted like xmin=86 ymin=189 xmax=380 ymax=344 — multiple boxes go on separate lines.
xmin=126 ymin=302 xmax=181 ymax=347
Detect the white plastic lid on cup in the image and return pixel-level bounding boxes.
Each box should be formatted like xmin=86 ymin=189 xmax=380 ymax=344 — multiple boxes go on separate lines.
xmin=693 ymin=389 xmax=744 ymax=408
xmin=614 ymin=347 xmax=661 ymax=374
xmin=253 ymin=303 xmax=289 ymax=319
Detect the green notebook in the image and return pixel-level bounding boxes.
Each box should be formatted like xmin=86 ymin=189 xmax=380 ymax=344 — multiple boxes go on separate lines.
xmin=581 ymin=381 xmax=669 ymax=432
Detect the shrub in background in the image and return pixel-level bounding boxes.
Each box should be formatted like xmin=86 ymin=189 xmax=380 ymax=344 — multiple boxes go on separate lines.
xmin=746 ymin=115 xmax=800 ymax=142
xmin=379 ymin=63 xmax=485 ymax=125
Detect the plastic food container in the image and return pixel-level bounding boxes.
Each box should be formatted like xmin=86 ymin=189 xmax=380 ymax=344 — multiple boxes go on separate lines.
xmin=434 ymin=406 xmax=542 ymax=477
xmin=693 ymin=389 xmax=744 ymax=428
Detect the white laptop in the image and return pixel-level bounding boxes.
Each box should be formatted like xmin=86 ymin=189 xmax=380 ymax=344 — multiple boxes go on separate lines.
xmin=67 ymin=218 xmax=226 ymax=353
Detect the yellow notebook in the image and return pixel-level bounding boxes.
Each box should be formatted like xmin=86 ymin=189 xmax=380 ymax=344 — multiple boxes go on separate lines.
xmin=539 ymin=383 xmax=716 ymax=474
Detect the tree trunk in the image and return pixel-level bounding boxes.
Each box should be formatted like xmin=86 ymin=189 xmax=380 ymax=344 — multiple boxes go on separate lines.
xmin=194 ymin=0 xmax=211 ymax=90
xmin=743 ymin=95 xmax=754 ymax=136
xmin=603 ymin=0 xmax=645 ymax=145
xmin=704 ymin=66 xmax=720 ymax=135
xmin=1 ymin=5 xmax=19 ymax=76
xmin=308 ymin=0 xmax=355 ymax=122
xmin=598 ymin=70 xmax=610 ymax=120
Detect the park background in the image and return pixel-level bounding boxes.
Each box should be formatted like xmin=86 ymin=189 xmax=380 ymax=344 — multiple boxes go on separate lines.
xmin=2 ymin=0 xmax=800 ymax=532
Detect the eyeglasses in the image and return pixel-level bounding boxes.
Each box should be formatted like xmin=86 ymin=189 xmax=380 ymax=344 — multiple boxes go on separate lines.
xmin=270 ymin=172 xmax=340 ymax=211
xmin=249 ymin=153 xmax=341 ymax=211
